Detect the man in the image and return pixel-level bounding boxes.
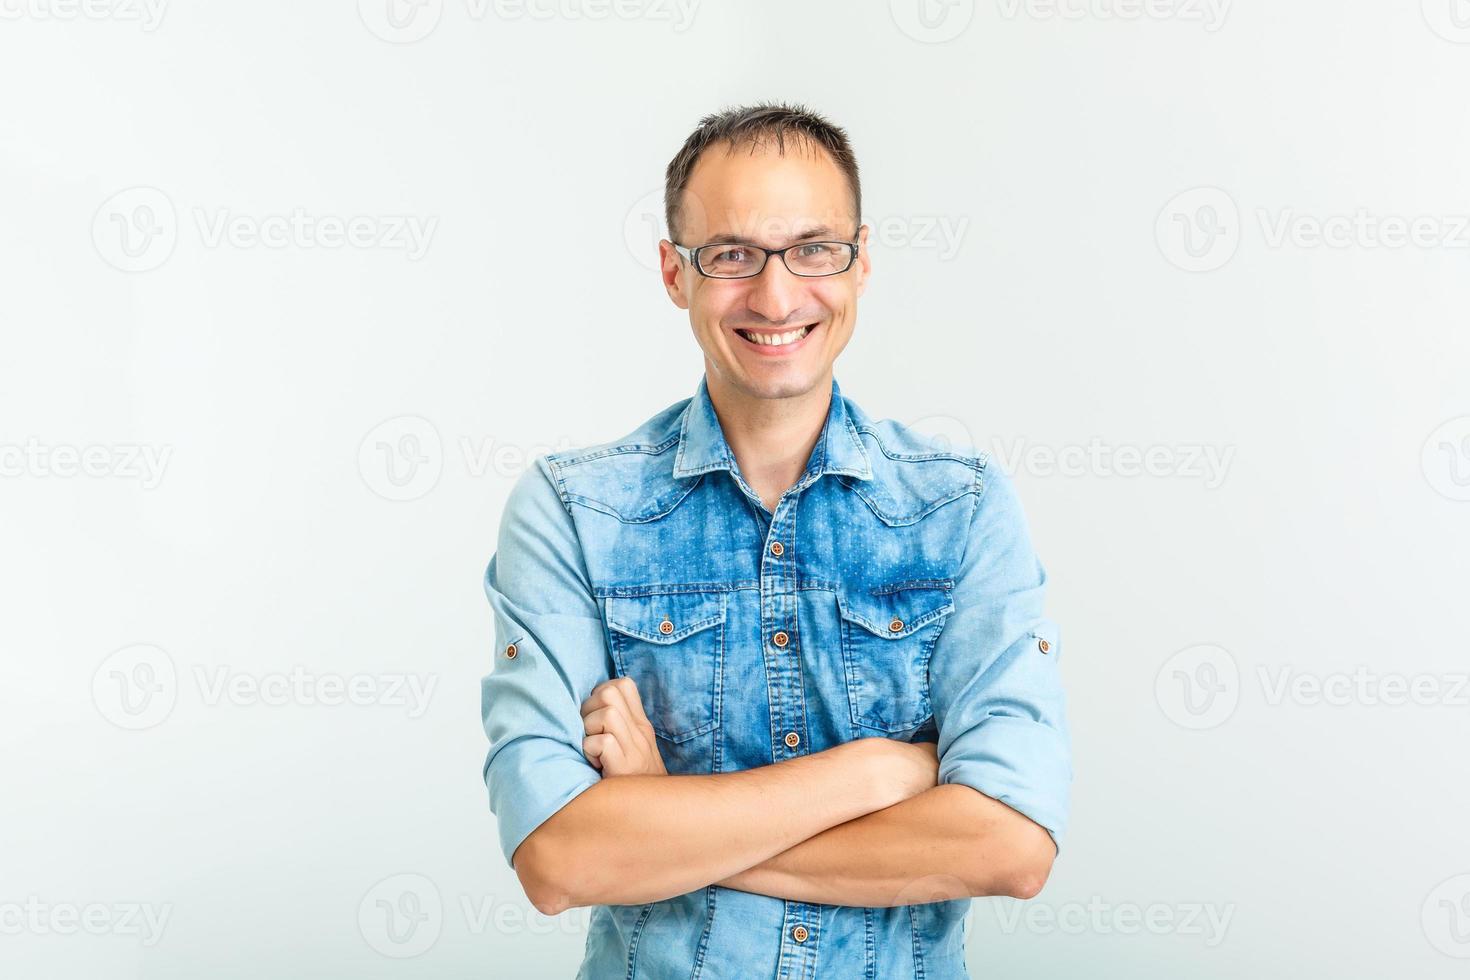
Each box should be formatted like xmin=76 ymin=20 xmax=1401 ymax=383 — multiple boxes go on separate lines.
xmin=480 ymin=102 xmax=1071 ymax=978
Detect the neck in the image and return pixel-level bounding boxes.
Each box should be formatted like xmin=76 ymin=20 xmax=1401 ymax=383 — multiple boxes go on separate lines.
xmin=705 ymin=369 xmax=833 ymax=510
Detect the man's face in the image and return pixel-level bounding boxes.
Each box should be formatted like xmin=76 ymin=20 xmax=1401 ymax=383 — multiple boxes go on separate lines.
xmin=660 ymin=140 xmax=870 ymax=401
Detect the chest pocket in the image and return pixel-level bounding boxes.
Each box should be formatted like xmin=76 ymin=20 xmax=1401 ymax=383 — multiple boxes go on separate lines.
xmin=604 ymin=591 xmax=726 ymax=743
xmin=838 ymin=584 xmax=954 ymax=734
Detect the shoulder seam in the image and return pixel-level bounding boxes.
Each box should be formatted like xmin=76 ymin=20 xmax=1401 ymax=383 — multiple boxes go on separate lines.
xmin=540 ymin=455 xmax=575 ymax=518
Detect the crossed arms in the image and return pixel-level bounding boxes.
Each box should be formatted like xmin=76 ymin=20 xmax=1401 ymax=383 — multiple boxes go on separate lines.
xmin=512 ymin=676 xmax=1057 ymax=916
xmin=483 ymin=457 xmax=1070 ymax=918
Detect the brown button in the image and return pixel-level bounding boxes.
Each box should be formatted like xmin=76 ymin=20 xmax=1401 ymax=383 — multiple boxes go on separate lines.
xmin=504 ymin=643 xmax=518 ymax=659
xmin=769 ymin=541 xmax=784 ymax=557
xmin=791 ymin=924 xmax=809 ymax=943
xmin=783 ymin=731 xmax=800 ymax=749
xmin=888 ymin=618 xmax=904 ymax=633
xmin=1038 ymin=638 xmax=1051 ymax=654
xmin=773 ymin=631 xmax=789 ymax=648
xmin=658 ymin=619 xmax=674 ymax=635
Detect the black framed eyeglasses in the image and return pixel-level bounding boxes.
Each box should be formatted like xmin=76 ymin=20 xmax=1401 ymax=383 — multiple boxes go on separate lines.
xmin=672 ymin=235 xmax=860 ymax=279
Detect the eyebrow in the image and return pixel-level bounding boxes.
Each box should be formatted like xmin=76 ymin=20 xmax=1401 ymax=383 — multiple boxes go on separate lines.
xmin=702 ymin=225 xmax=840 ymax=246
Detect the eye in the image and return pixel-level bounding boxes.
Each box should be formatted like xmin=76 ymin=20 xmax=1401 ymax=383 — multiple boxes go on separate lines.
xmin=710 ymin=247 xmax=748 ymax=263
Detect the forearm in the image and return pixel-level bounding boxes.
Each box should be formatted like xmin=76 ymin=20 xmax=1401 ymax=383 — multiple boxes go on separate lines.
xmin=714 ymin=784 xmax=1056 ymax=907
xmin=515 ymin=739 xmax=893 ymax=913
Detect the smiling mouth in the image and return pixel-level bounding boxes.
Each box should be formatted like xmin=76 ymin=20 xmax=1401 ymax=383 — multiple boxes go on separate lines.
xmin=734 ymin=322 xmax=817 ymax=348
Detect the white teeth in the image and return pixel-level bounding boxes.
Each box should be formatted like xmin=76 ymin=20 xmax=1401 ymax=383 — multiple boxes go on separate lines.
xmin=741 ymin=324 xmax=813 ymax=347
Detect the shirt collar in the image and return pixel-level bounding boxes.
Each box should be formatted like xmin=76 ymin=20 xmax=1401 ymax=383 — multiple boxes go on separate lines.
xmin=672 ymin=374 xmax=873 ymax=483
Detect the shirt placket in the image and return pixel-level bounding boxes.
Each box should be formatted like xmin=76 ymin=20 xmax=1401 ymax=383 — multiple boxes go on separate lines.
xmin=761 ymin=487 xmax=820 ymax=976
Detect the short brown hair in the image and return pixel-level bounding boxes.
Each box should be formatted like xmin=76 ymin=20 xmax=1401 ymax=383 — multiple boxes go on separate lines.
xmin=663 ymin=101 xmax=861 ymax=244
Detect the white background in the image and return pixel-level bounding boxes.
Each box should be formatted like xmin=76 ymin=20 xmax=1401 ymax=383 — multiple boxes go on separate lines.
xmin=3 ymin=1 xmax=1469 ymax=976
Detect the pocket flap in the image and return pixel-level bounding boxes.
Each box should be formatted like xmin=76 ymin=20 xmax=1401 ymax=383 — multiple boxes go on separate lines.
xmin=837 ymin=583 xmax=954 ymax=639
xmin=605 ymin=592 xmax=727 ymax=644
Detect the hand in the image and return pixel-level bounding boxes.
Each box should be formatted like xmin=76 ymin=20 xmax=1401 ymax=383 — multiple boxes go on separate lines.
xmin=580 ymin=676 xmax=667 ymax=777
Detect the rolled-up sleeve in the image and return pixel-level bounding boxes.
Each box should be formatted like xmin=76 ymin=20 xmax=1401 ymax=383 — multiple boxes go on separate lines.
xmin=931 ymin=461 xmax=1072 ymax=848
xmin=481 ymin=455 xmax=608 ymax=869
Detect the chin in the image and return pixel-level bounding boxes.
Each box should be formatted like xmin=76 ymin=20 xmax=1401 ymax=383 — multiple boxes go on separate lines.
xmin=730 ymin=367 xmax=827 ymax=402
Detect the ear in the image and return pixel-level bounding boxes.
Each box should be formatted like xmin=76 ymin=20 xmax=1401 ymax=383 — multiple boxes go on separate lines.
xmin=854 ymin=224 xmax=872 ymax=299
xmin=659 ymin=240 xmax=691 ymax=310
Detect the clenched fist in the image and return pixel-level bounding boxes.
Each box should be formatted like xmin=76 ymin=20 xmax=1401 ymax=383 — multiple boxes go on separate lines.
xmin=580 ymin=676 xmax=667 ymax=777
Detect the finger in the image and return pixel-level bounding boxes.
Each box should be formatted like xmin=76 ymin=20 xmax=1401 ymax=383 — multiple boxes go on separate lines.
xmin=600 ymin=676 xmax=655 ymax=739
xmin=611 ymin=676 xmax=657 ymax=733
xmin=580 ymin=679 xmax=624 ymax=719
xmin=582 ymin=705 xmax=609 ymax=735
xmin=582 ymin=705 xmax=635 ymax=750
xmin=585 ymin=732 xmax=626 ymax=773
xmin=582 ymin=732 xmax=605 ymax=769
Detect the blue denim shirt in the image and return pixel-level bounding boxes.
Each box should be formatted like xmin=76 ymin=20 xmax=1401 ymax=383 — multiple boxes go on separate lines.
xmin=481 ymin=374 xmax=1071 ymax=979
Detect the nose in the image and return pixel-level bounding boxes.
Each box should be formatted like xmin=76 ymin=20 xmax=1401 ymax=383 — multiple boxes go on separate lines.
xmin=743 ymin=253 xmax=804 ymax=324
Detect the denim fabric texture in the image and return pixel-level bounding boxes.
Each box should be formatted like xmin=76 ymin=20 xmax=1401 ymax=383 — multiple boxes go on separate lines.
xmin=481 ymin=374 xmax=1071 ymax=979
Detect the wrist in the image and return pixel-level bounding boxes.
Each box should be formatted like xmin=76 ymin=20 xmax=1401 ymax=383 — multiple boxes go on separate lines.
xmin=837 ymin=736 xmax=900 ymax=813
